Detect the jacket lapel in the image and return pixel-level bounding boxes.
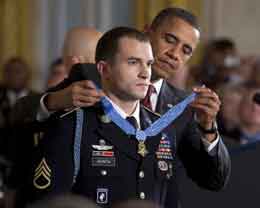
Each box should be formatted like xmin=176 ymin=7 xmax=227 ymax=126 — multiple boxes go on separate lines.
xmin=155 ymin=81 xmax=180 ymax=114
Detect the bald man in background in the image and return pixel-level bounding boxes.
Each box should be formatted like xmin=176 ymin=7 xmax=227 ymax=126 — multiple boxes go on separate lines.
xmin=62 ymin=27 xmax=102 ymax=72
xmin=5 ymin=27 xmax=102 ymax=208
xmin=10 ymin=27 xmax=102 ymax=125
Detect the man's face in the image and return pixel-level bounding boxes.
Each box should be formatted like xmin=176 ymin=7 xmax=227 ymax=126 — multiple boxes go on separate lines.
xmin=47 ymin=63 xmax=67 ymax=88
xmin=4 ymin=61 xmax=29 ymax=91
xmin=149 ymin=17 xmax=200 ymax=80
xmin=105 ymin=37 xmax=154 ymax=101
xmin=240 ymin=88 xmax=260 ymax=126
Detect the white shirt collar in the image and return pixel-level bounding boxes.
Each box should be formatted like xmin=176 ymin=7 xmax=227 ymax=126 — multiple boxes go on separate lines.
xmin=7 ymin=89 xmax=29 ymax=106
xmin=105 ymin=96 xmax=141 ymax=128
xmin=152 ymin=79 xmax=163 ymax=95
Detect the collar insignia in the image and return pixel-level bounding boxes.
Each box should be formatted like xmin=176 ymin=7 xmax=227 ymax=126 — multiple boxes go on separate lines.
xmin=100 ymin=114 xmax=111 ymax=123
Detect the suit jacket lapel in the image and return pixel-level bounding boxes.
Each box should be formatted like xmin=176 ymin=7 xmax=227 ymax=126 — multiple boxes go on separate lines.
xmin=155 ymin=81 xmax=181 ymax=114
xmin=156 ymin=81 xmax=174 ymax=114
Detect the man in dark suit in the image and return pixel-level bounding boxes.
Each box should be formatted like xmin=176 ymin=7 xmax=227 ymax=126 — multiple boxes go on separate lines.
xmin=39 ymin=7 xmax=218 ymax=132
xmin=30 ymin=26 xmax=229 ymax=208
xmin=0 ymin=57 xmax=38 ymax=156
xmin=10 ymin=7 xmax=230 ymax=207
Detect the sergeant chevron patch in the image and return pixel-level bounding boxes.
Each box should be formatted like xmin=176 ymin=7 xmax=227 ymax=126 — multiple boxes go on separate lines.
xmin=33 ymin=158 xmax=51 ymax=189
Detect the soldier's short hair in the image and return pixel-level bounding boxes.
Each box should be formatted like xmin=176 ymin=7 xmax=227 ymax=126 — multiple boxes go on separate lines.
xmin=95 ymin=27 xmax=150 ymax=63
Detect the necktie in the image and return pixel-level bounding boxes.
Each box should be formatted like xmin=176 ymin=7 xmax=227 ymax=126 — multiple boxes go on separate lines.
xmin=126 ymin=116 xmax=148 ymax=156
xmin=142 ymin=85 xmax=156 ymax=110
xmin=126 ymin=116 xmax=138 ymax=129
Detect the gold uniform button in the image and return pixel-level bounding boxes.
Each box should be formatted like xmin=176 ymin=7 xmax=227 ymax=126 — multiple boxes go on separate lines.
xmin=139 ymin=171 xmax=144 ymax=178
xmin=140 ymin=192 xmax=145 ymax=199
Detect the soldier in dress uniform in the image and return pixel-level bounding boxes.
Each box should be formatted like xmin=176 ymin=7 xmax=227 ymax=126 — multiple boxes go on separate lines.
xmin=29 ymin=26 xmax=230 ymax=208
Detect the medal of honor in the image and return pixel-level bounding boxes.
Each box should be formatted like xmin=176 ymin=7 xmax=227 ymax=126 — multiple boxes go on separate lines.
xmin=100 ymin=93 xmax=196 ymax=159
xmin=138 ymin=141 xmax=148 ymax=157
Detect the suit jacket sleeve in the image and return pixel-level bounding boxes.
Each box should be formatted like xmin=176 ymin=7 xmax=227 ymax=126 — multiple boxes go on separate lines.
xmin=177 ymin=110 xmax=231 ymax=191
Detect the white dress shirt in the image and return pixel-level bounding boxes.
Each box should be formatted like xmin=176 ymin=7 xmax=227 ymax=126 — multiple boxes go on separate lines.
xmin=105 ymin=96 xmax=141 ymax=129
xmin=7 ymin=89 xmax=29 ymax=106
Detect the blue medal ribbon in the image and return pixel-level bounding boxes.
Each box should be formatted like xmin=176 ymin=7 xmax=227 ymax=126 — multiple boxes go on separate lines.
xmin=100 ymin=92 xmax=196 ymax=142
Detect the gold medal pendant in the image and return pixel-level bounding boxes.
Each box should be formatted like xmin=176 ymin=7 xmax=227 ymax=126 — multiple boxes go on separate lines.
xmin=138 ymin=141 xmax=148 ymax=157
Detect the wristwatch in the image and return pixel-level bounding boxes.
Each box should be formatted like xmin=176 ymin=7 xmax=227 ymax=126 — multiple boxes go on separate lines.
xmin=197 ymin=122 xmax=218 ymax=134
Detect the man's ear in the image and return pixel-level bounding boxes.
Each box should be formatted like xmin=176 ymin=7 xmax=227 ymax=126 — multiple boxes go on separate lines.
xmin=97 ymin=61 xmax=110 ymax=79
xmin=143 ymin=24 xmax=151 ymax=33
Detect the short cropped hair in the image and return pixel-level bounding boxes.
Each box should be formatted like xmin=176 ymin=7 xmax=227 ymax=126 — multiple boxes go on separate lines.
xmin=150 ymin=7 xmax=200 ymax=32
xmin=95 ymin=27 xmax=150 ymax=63
xmin=50 ymin=58 xmax=63 ymax=70
xmin=210 ymin=38 xmax=236 ymax=51
xmin=3 ymin=57 xmax=29 ymax=73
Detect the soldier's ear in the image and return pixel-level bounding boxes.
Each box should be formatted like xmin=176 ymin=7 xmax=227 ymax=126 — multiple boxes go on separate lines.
xmin=97 ymin=61 xmax=110 ymax=79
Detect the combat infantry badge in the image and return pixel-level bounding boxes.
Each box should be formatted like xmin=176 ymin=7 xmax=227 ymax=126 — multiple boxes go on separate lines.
xmin=92 ymin=139 xmax=113 ymax=151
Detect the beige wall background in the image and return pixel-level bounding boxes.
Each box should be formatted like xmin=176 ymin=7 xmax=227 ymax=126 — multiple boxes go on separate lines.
xmin=204 ymin=0 xmax=260 ymax=55
xmin=0 ymin=0 xmax=259 ymax=90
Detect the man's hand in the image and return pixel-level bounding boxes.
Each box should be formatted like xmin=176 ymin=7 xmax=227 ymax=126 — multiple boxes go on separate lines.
xmin=190 ymin=86 xmax=221 ymax=142
xmin=45 ymin=80 xmax=105 ymax=111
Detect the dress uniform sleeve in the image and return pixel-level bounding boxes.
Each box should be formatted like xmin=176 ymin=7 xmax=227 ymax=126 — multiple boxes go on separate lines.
xmin=30 ymin=112 xmax=75 ymax=201
xmin=177 ymin=111 xmax=231 ymax=191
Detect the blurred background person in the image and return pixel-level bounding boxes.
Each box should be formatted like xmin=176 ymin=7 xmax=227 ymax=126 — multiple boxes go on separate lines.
xmin=217 ymin=83 xmax=243 ymax=146
xmin=4 ymin=26 xmax=102 ymax=208
xmin=231 ymin=56 xmax=256 ymax=84
xmin=10 ymin=26 xmax=102 ymax=126
xmin=46 ymin=58 xmax=66 ymax=89
xmin=237 ymin=82 xmax=260 ymax=144
xmin=196 ymin=38 xmax=240 ymax=90
xmin=62 ymin=27 xmax=102 ymax=73
xmin=250 ymin=58 xmax=260 ymax=86
xmin=0 ymin=57 xmax=37 ymax=157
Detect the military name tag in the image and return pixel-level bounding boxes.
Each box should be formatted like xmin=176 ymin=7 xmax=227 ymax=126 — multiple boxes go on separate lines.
xmin=92 ymin=157 xmax=116 ymax=167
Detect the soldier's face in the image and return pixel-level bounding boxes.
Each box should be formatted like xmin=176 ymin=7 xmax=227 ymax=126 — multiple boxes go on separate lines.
xmin=105 ymin=37 xmax=154 ymax=101
xmin=149 ymin=17 xmax=200 ymax=81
